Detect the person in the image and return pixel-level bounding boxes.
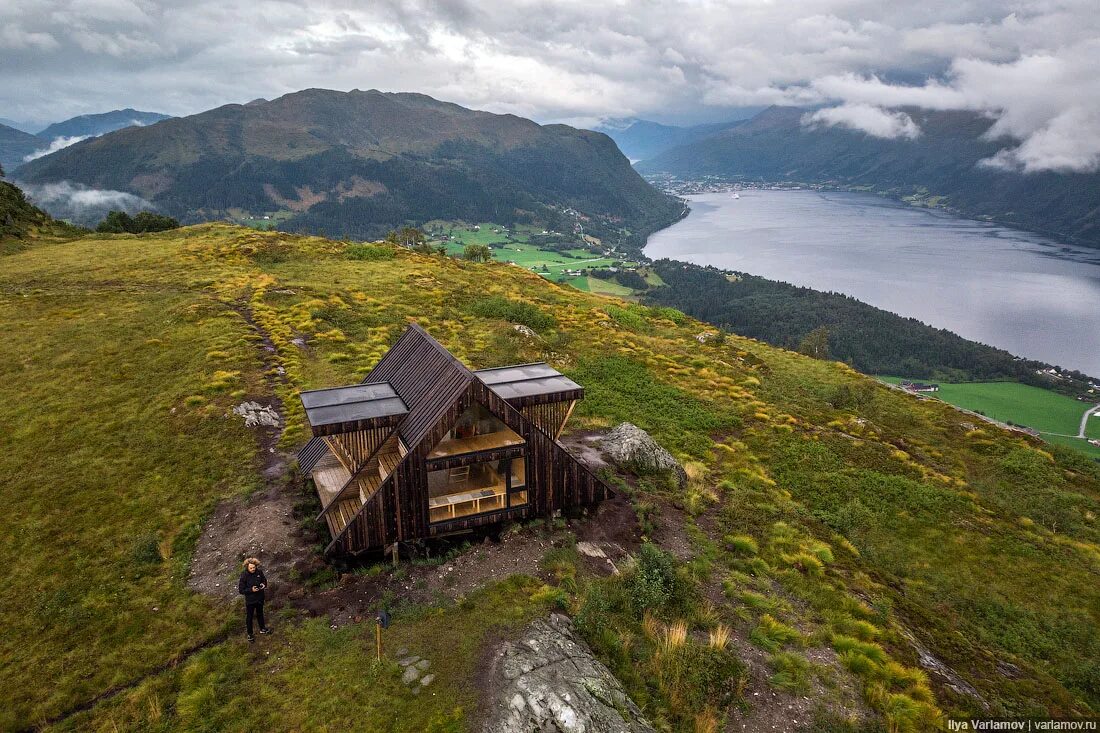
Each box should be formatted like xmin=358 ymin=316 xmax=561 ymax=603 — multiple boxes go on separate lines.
xmin=238 ymin=557 xmax=272 ymax=642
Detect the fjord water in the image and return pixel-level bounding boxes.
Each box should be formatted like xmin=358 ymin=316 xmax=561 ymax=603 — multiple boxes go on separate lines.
xmin=646 ymin=190 xmax=1100 ymax=377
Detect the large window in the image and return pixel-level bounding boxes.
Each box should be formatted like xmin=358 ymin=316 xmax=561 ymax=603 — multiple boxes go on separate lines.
xmin=428 ymin=455 xmax=527 ymax=523
xmin=428 ymin=403 xmax=524 ymax=459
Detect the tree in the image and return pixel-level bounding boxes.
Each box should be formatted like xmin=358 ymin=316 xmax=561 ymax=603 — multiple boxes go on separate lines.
xmin=463 ymin=243 xmax=492 ymax=262
xmin=384 ymin=226 xmax=426 ymax=249
xmin=798 ymin=325 xmax=830 ymax=360
xmin=96 ymin=210 xmax=179 ymax=234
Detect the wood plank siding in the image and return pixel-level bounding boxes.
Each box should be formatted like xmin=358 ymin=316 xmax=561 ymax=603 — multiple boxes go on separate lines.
xmin=305 ymin=324 xmax=611 ymax=555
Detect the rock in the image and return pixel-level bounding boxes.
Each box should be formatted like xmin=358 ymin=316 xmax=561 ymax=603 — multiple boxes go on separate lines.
xmin=232 ymin=401 xmax=281 ymax=428
xmin=416 ymin=659 xmax=431 ymax=670
xmin=483 ymin=613 xmax=655 ymax=733
xmin=512 ymin=324 xmax=538 ymax=339
xmin=398 ymin=656 xmax=421 ymax=667
xmin=402 ymin=665 xmax=422 ymax=685
xmin=419 ymin=674 xmax=435 ymax=687
xmin=395 ymin=647 xmax=408 ymax=657
xmin=695 ymin=331 xmax=716 ymax=343
xmin=600 ymin=422 xmax=688 ymax=488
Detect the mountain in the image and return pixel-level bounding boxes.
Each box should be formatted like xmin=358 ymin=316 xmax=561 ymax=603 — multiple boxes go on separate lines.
xmin=0 ymin=117 xmax=42 ymax=134
xmin=595 ymin=117 xmax=744 ymax=160
xmin=638 ymin=106 xmax=1100 ymax=248
xmin=2 ymin=217 xmax=1097 ymax=727
xmin=18 ymin=89 xmax=681 ymax=244
xmin=0 ymin=122 xmax=43 ymax=174
xmin=35 ymin=109 xmax=172 ymax=141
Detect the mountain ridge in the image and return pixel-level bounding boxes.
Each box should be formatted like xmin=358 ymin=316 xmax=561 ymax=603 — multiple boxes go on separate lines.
xmin=637 ymin=105 xmax=1100 ymax=248
xmin=19 ymin=89 xmax=680 ymax=242
xmin=36 ymin=108 xmax=172 ymax=141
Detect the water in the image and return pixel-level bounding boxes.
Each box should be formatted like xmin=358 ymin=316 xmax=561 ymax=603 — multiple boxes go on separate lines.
xmin=646 ymin=190 xmax=1100 ymax=377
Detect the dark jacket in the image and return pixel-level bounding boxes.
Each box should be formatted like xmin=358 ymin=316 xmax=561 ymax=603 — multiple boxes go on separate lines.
xmin=238 ymin=567 xmax=267 ymax=605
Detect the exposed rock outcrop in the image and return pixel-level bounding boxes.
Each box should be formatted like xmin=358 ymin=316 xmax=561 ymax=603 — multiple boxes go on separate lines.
xmin=601 ymin=422 xmax=687 ymax=488
xmin=483 ymin=614 xmax=654 ymax=733
xmin=232 ymin=401 xmax=281 ymax=428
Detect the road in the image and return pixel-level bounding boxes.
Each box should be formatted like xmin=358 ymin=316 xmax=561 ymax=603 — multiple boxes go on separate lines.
xmin=1079 ymin=403 xmax=1100 ymax=438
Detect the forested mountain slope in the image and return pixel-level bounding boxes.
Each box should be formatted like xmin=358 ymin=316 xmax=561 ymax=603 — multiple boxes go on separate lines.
xmin=18 ymin=89 xmax=680 ymax=245
xmin=639 ymin=106 xmax=1100 ymax=248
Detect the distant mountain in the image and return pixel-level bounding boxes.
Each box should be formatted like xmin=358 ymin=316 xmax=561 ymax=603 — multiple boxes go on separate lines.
xmin=0 ymin=118 xmax=42 ymax=135
xmin=638 ymin=106 xmax=1100 ymax=248
xmin=19 ymin=89 xmax=680 ymax=244
xmin=0 ymin=123 xmax=42 ymax=174
xmin=36 ymin=109 xmax=171 ymax=141
xmin=595 ymin=117 xmax=744 ymax=160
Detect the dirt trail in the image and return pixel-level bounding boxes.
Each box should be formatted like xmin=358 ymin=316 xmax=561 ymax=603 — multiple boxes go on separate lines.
xmin=187 ymin=298 xmax=315 ymax=604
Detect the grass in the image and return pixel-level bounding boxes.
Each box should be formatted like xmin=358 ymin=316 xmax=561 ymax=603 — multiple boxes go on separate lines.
xmin=2 ymin=222 xmax=1099 ymax=729
xmin=879 ymin=377 xmax=1100 ymax=458
xmin=432 ymin=221 xmax=637 ymax=279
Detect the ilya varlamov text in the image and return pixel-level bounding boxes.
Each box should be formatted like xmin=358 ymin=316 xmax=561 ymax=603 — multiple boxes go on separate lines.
xmin=948 ymin=721 xmax=1098 ymax=731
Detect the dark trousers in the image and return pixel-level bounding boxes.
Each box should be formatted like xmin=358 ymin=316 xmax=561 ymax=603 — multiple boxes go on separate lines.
xmin=245 ymin=602 xmax=266 ymax=636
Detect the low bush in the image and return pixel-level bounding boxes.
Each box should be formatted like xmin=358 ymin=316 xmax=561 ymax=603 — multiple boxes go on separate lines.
xmin=469 ymin=295 xmax=556 ymax=332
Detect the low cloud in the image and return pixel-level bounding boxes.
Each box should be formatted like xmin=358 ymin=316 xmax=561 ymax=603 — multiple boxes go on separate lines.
xmin=23 ymin=135 xmax=90 ymax=162
xmin=19 ymin=180 xmax=155 ymax=225
xmin=803 ymin=104 xmax=921 ymax=140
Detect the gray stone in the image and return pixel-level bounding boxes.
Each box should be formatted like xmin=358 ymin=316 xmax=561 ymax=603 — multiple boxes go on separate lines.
xmin=601 ymin=422 xmax=688 ymax=488
xmin=419 ymin=673 xmax=435 ymax=687
xmin=395 ymin=647 xmax=408 ymax=657
xmin=402 ymin=665 xmax=422 ymax=685
xmin=483 ymin=613 xmax=655 ymax=733
xmin=416 ymin=659 xmax=431 ymax=670
xmin=398 ymin=655 xmax=421 ymax=667
xmin=231 ymin=401 xmax=281 ymax=428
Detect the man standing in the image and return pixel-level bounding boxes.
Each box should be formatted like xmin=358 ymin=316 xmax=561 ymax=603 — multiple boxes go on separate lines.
xmin=238 ymin=557 xmax=272 ymax=642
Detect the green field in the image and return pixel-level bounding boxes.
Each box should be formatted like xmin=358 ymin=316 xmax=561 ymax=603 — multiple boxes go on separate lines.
xmin=433 ymin=222 xmax=636 ymax=278
xmin=880 ymin=377 xmax=1100 ymax=458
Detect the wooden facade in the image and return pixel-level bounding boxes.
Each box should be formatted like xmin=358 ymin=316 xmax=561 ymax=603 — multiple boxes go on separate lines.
xmin=298 ymin=324 xmax=610 ymax=555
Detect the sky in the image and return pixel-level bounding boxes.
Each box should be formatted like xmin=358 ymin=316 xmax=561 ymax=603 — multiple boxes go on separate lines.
xmin=3 ymin=0 xmax=1099 ymax=172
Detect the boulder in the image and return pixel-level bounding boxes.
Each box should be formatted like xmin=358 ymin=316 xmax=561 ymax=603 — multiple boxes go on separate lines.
xmin=601 ymin=422 xmax=687 ymax=488
xmin=483 ymin=614 xmax=655 ymax=733
xmin=232 ymin=401 xmax=281 ymax=428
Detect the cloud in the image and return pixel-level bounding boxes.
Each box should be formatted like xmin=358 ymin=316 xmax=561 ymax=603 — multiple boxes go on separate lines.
xmin=803 ymin=104 xmax=921 ymax=140
xmin=0 ymin=1 xmax=1097 ymax=171
xmin=18 ymin=180 xmax=155 ymax=225
xmin=23 ymin=135 xmax=91 ymax=162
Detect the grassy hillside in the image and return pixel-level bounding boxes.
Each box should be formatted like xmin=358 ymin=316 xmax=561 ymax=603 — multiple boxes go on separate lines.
xmin=18 ymin=89 xmax=681 ymax=244
xmin=0 ymin=180 xmax=83 ymax=254
xmin=639 ymin=106 xmax=1100 ymax=249
xmin=2 ymin=224 xmax=1098 ymax=730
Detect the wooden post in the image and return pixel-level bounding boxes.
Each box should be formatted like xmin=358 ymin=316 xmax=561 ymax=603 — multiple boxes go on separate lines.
xmin=375 ymin=620 xmax=382 ymax=662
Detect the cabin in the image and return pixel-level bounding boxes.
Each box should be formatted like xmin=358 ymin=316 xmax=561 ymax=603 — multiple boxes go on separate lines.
xmin=296 ymin=324 xmax=611 ymax=556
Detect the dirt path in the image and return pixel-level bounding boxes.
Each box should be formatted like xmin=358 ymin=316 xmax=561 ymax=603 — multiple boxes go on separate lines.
xmin=187 ymin=297 xmax=315 ymax=604
xmin=1078 ymin=403 xmax=1100 ymax=438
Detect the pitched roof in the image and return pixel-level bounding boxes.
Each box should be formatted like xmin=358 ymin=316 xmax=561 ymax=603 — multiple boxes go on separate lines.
xmin=360 ymin=323 xmax=474 ymax=446
xmin=298 ymin=324 xmax=582 ymax=474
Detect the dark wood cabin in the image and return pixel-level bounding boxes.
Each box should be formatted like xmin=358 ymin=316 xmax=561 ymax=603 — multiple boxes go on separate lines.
xmin=297 ymin=323 xmax=611 ymax=555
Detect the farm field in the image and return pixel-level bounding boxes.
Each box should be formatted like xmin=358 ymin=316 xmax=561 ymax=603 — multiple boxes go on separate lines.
xmin=879 ymin=377 xmax=1100 ymax=458
xmin=435 ymin=222 xmax=637 ymax=277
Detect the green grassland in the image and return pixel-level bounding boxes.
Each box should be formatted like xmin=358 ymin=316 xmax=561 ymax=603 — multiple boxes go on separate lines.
xmin=879 ymin=377 xmax=1100 ymax=458
xmin=432 ymin=221 xmax=637 ymax=278
xmin=2 ymin=224 xmax=1099 ymax=730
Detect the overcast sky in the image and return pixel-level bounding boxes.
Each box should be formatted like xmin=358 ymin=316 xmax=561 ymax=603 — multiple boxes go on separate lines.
xmin=3 ymin=0 xmax=1099 ymax=172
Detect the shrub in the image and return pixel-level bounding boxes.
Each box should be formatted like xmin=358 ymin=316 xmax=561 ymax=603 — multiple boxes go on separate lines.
xmin=469 ymin=295 xmax=556 ymax=332
xmin=629 ymin=542 xmax=677 ymax=617
xmin=463 ymin=243 xmax=492 ymax=262
xmin=606 ymin=305 xmax=648 ymax=332
xmin=346 ymin=244 xmax=394 ymax=261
